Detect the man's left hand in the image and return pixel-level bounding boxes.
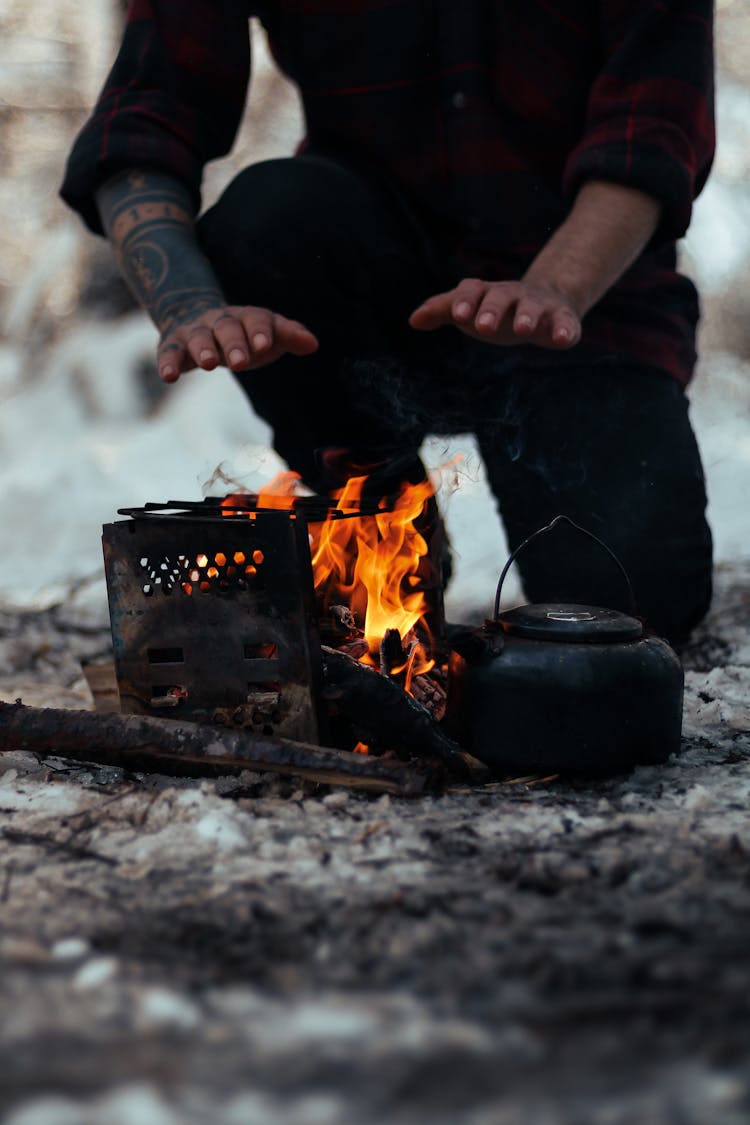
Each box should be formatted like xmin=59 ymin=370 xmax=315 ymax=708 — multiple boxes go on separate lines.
xmin=408 ymin=278 xmax=581 ymax=349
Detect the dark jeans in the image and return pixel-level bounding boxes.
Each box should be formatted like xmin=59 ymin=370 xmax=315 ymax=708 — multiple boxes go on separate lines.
xmin=199 ymin=155 xmax=713 ymax=644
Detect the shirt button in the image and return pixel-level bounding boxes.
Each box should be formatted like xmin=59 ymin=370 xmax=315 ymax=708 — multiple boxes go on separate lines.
xmin=451 ymin=91 xmax=469 ymax=110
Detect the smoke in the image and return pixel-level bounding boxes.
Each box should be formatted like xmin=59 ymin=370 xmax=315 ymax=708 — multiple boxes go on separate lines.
xmin=201 ymin=462 xmax=246 ymax=496
xmin=347 ymin=348 xmax=589 ymax=498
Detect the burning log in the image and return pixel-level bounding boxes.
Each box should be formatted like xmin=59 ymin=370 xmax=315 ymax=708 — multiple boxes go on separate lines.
xmin=320 ymin=646 xmax=469 ymax=775
xmin=379 ymin=627 xmax=406 ymax=677
xmin=337 ymin=638 xmax=371 ymax=661
xmin=0 ymin=700 xmax=442 ymax=797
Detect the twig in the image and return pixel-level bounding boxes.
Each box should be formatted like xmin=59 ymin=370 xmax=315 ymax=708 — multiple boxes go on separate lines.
xmin=1 ymin=861 xmax=14 ymax=903
xmin=0 ymin=828 xmax=117 ymax=866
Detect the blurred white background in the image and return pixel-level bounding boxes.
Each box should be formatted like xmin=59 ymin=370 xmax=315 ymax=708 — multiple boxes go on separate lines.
xmin=0 ymin=0 xmax=748 ymax=614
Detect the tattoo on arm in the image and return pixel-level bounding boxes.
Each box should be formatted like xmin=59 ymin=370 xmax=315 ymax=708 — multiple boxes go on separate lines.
xmin=97 ymin=169 xmax=226 ymax=333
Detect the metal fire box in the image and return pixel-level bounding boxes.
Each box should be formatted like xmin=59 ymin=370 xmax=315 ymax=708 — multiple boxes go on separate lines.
xmin=102 ymin=500 xmax=327 ymax=743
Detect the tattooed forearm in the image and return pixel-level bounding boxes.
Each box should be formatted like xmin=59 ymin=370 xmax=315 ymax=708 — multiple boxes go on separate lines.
xmin=96 ymin=168 xmax=226 ymax=332
xmin=96 ymin=168 xmax=319 ymax=383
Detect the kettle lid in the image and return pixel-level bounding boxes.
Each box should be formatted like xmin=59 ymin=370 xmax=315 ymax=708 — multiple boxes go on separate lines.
xmin=498 ymin=603 xmax=643 ymax=643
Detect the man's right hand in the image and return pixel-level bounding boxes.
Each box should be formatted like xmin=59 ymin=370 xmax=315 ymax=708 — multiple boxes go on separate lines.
xmin=157 ymin=304 xmax=318 ymax=383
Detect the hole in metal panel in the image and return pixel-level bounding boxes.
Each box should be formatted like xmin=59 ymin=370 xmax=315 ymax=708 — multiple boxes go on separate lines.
xmin=151 ymin=684 xmax=188 ymax=707
xmin=244 ymin=643 xmax=278 ymax=660
xmin=147 ymin=647 xmax=184 ymax=664
xmin=247 ymin=684 xmax=281 ymax=710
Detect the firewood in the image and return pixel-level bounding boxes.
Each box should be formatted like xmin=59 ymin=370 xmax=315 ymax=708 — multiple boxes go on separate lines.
xmin=379 ymin=628 xmax=405 ymax=676
xmin=0 ymin=700 xmax=441 ymax=798
xmin=320 ymin=647 xmax=470 ymax=776
xmin=318 ymin=604 xmax=364 ymax=647
xmin=338 ymin=639 xmax=370 ymax=661
xmin=329 ymin=605 xmax=359 ymax=634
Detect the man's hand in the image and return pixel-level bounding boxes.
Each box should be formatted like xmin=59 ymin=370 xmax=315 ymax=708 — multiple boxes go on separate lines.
xmin=157 ymin=304 xmax=318 ymax=383
xmin=96 ymin=168 xmax=319 ymax=383
xmin=408 ymin=278 xmax=581 ymax=349
xmin=409 ymin=181 xmax=663 ymax=353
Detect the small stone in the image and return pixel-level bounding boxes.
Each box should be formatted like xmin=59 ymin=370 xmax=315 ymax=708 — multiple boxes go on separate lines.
xmin=559 ymin=862 xmax=590 ymax=884
xmin=139 ymin=987 xmax=201 ymax=1030
xmin=51 ymin=937 xmax=91 ymax=961
xmin=73 ymin=956 xmax=117 ymax=991
xmin=322 ymin=791 xmax=349 ymax=810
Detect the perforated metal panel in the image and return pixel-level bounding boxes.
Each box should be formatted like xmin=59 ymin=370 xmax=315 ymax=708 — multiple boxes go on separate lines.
xmin=102 ymin=510 xmax=325 ymax=743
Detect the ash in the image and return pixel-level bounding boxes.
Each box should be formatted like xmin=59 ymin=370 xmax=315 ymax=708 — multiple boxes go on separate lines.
xmin=0 ymin=563 xmax=748 ymax=1125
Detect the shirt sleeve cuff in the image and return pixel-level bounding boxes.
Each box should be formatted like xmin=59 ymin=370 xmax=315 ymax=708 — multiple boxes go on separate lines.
xmin=563 ymin=117 xmax=697 ymax=244
xmin=60 ymin=101 xmax=205 ymax=236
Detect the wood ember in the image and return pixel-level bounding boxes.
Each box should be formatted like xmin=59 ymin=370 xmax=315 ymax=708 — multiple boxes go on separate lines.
xmin=319 ymin=604 xmax=365 ymax=648
xmin=0 ymin=700 xmax=442 ymax=797
xmin=337 ymin=638 xmax=370 ymax=661
xmin=410 ymin=673 xmax=447 ymax=722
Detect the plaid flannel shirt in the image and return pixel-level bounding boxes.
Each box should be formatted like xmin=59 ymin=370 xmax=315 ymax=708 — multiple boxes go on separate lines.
xmin=61 ymin=0 xmax=715 ymax=385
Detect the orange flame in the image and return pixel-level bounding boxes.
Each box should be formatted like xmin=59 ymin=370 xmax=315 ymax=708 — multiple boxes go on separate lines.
xmin=221 ymin=467 xmax=443 ymax=672
xmin=257 ymin=470 xmax=303 ymax=509
xmin=310 ymin=474 xmax=435 ymax=665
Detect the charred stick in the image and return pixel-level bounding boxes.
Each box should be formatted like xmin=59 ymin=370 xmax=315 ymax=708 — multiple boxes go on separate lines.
xmin=379 ymin=628 xmax=405 ymax=677
xmin=0 ymin=700 xmax=441 ymax=797
xmin=338 ymin=639 xmax=370 ymax=661
xmin=321 ymin=646 xmax=469 ymax=776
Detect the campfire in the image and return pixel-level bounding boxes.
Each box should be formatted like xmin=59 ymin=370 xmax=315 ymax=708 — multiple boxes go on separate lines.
xmin=0 ymin=478 xmax=687 ymax=794
xmin=223 ymin=470 xmax=447 ymax=722
xmin=92 ymin=467 xmax=462 ymax=795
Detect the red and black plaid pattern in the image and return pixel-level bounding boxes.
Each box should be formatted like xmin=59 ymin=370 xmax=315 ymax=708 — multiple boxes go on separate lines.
xmin=61 ymin=0 xmax=715 ymax=385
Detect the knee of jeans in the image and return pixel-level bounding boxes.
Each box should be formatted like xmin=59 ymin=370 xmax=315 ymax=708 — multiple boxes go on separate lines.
xmin=515 ymin=534 xmax=713 ymax=646
xmin=633 ymin=563 xmax=713 ymax=646
xmin=197 ymin=158 xmax=353 ymax=302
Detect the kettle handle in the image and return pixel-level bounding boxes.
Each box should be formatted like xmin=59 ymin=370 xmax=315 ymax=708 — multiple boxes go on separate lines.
xmin=493 ymin=514 xmax=638 ymax=621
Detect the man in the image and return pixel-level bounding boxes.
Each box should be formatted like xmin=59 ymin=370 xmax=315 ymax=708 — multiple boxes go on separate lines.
xmin=61 ymin=1 xmax=715 ymax=644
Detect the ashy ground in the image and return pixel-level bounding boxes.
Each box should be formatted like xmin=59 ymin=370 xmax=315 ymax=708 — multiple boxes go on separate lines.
xmin=0 ymin=564 xmax=748 ymax=1125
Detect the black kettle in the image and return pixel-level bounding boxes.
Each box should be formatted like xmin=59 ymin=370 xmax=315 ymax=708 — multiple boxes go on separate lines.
xmin=446 ymin=517 xmax=684 ymax=776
